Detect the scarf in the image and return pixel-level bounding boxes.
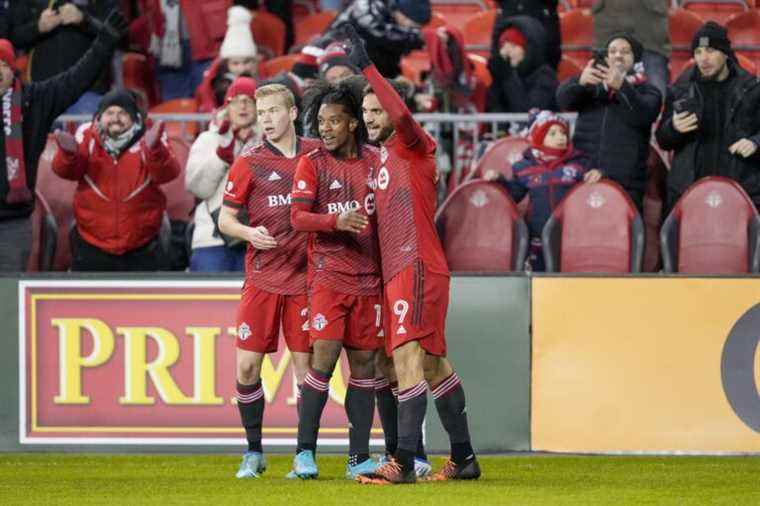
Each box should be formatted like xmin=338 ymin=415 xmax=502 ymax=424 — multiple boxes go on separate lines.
xmin=604 ymin=62 xmax=648 ymax=98
xmin=530 ymin=144 xmax=576 ymax=174
xmin=3 ymin=79 xmax=31 ymax=204
xmin=98 ymin=119 xmax=143 ymax=159
xmin=150 ymin=0 xmax=182 ymax=68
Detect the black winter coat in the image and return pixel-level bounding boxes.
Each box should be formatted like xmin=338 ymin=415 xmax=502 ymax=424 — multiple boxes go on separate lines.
xmin=656 ymin=61 xmax=760 ymax=209
xmin=486 ymin=15 xmax=558 ymax=114
xmin=0 ymin=34 xmax=116 ymax=220
xmin=498 ymin=0 xmax=561 ymax=69
xmin=556 ymin=76 xmax=661 ymax=204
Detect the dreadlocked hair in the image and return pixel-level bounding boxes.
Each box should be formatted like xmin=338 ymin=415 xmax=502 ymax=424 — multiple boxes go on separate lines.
xmin=302 ymin=78 xmax=368 ymax=146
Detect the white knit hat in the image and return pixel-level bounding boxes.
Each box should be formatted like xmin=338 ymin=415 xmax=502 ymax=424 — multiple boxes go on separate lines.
xmin=219 ymin=6 xmax=257 ymax=59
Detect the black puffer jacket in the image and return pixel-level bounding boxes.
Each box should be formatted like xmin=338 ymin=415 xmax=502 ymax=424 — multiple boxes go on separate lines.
xmin=328 ymin=0 xmax=424 ymax=78
xmin=556 ymin=74 xmax=661 ymax=205
xmin=486 ymin=15 xmax=558 ymax=114
xmin=656 ymin=60 xmax=760 ymax=209
xmin=497 ymin=0 xmax=560 ymax=69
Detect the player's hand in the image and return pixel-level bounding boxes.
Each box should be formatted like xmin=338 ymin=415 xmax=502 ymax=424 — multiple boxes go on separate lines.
xmin=336 ymin=210 xmax=368 ymax=233
xmin=673 ymin=111 xmax=698 ymax=134
xmin=245 ymin=226 xmax=277 ymax=250
xmin=59 ymin=3 xmax=84 ymax=25
xmin=579 ymin=60 xmax=606 ymax=87
xmin=54 ymin=130 xmax=78 ymax=154
xmin=583 ymin=169 xmax=603 ymax=183
xmin=38 ymin=8 xmax=62 ymax=33
xmin=729 ymin=138 xmax=758 ymax=158
xmin=342 ymin=24 xmax=372 ymax=70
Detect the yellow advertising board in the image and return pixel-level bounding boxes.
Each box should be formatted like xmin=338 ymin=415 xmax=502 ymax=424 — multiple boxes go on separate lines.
xmin=532 ymin=277 xmax=760 ymax=453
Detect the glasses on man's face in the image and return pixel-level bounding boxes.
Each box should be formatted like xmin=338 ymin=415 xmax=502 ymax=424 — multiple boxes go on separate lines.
xmin=229 ymin=97 xmax=255 ymax=108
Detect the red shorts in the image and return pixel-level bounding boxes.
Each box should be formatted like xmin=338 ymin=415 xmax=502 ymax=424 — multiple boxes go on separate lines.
xmin=235 ymin=283 xmax=310 ymax=354
xmin=383 ymin=263 xmax=449 ymax=357
xmin=308 ymin=284 xmax=382 ymax=351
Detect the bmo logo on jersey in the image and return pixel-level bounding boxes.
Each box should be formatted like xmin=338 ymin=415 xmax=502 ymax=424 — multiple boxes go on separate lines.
xmin=267 ymin=193 xmax=292 ymax=207
xmin=326 ymin=194 xmax=376 ymax=215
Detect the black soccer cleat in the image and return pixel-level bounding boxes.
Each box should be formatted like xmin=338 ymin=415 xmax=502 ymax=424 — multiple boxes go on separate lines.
xmin=425 ymin=457 xmax=481 ymax=481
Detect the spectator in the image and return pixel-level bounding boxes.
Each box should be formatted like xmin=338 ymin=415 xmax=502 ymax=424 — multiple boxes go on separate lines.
xmin=328 ymin=0 xmax=430 ymax=78
xmin=487 ymin=16 xmax=558 ymax=117
xmin=0 ymin=1 xmax=9 ymax=40
xmin=496 ymin=1 xmax=561 ymax=70
xmin=130 ymin=0 xmax=229 ymax=101
xmin=52 ymin=89 xmax=180 ymax=271
xmin=318 ymin=43 xmax=360 ymax=84
xmin=196 ymin=5 xmax=259 ymax=113
xmin=0 ymin=11 xmax=126 ymax=272
xmin=655 ymin=22 xmax=760 ymax=212
xmin=261 ymin=45 xmax=321 ymax=132
xmin=484 ymin=111 xmax=602 ymax=271
xmin=592 ymin=0 xmax=670 ymax=100
xmin=9 ymin=0 xmax=119 ymax=115
xmin=236 ymin=0 xmax=294 ymax=52
xmin=186 ymin=77 xmax=259 ymax=272
xmin=556 ymin=33 xmax=661 ymax=211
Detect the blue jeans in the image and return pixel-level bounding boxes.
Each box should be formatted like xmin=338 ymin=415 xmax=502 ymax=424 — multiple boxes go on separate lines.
xmin=190 ymin=246 xmax=245 ymax=272
xmin=156 ymin=40 xmax=212 ymax=100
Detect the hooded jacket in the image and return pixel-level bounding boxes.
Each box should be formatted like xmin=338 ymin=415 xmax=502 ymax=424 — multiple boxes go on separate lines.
xmin=486 ymin=15 xmax=558 ymax=114
xmin=655 ymin=60 xmax=760 ymax=209
xmin=497 ymin=1 xmax=561 ymax=69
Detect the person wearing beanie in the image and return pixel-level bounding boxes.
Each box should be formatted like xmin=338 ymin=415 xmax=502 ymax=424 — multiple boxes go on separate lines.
xmin=487 ymin=16 xmax=558 ymax=125
xmin=496 ymin=1 xmax=561 ymax=70
xmin=557 ymin=31 xmax=661 ymax=212
xmin=0 ymin=11 xmax=126 ymax=272
xmin=656 ymin=21 xmax=760 ymax=213
xmin=327 ymin=0 xmax=429 ymax=77
xmin=592 ymin=0 xmax=670 ymax=98
xmin=318 ymin=44 xmax=360 ymax=84
xmin=51 ymin=88 xmax=180 ymax=271
xmin=484 ymin=110 xmax=601 ymax=271
xmin=219 ymin=5 xmax=259 ymax=78
xmin=186 ymin=76 xmax=261 ymax=272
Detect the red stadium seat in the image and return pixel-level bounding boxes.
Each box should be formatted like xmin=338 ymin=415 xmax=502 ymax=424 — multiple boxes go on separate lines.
xmin=727 ymin=10 xmax=760 ymax=66
xmin=251 ymin=10 xmax=287 ymax=58
xmin=435 ymin=180 xmax=529 ymax=272
xmin=400 ymin=52 xmax=432 ymax=86
xmin=163 ymin=137 xmax=196 ymax=222
xmin=122 ymin=52 xmax=160 ymax=108
xmin=559 ymin=8 xmax=594 ymax=62
xmin=661 ymin=177 xmax=760 ymax=273
xmin=682 ymin=0 xmax=751 ymax=25
xmin=26 ymin=191 xmax=58 ymax=272
xmin=294 ymin=10 xmax=337 ymax=48
xmin=643 ymin=146 xmax=669 ymax=272
xmin=557 ymin=55 xmax=583 ymax=82
xmin=468 ymin=136 xmax=530 ymax=181
xmin=669 ymin=8 xmax=706 ymax=56
xmin=542 ymin=180 xmax=645 ymax=272
xmin=676 ymin=52 xmax=758 ymax=77
xmin=431 ymin=0 xmax=488 ymax=31
xmin=35 ymin=135 xmax=77 ymax=271
xmin=462 ymin=9 xmax=498 ymax=55
xmin=571 ymin=0 xmax=595 ymax=7
xmin=258 ymin=53 xmax=300 ymax=79
xmin=149 ymin=99 xmax=200 ymax=141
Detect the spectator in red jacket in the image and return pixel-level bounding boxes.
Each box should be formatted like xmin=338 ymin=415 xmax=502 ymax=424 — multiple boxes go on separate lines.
xmin=52 ymin=90 xmax=181 ymax=271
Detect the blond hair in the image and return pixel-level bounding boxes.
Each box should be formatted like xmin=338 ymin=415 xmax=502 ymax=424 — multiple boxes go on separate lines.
xmin=255 ymin=83 xmax=296 ymax=109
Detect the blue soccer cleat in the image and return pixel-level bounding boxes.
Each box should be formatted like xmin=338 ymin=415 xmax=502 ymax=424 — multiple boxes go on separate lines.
xmin=414 ymin=457 xmax=432 ymax=478
xmin=345 ymin=458 xmax=379 ymax=479
xmin=286 ymin=450 xmax=318 ymax=479
xmin=235 ymin=451 xmax=266 ymax=479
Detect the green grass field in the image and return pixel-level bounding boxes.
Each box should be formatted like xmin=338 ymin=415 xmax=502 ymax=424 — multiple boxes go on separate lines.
xmin=1 ymin=454 xmax=759 ymax=505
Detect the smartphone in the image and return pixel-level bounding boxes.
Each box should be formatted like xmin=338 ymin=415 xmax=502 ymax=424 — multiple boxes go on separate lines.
xmin=592 ymin=49 xmax=608 ymax=69
xmin=673 ymin=97 xmax=699 ymax=115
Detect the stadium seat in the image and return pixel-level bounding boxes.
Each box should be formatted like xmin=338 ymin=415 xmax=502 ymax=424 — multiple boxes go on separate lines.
xmin=400 ymin=51 xmax=432 ymax=86
xmin=35 ymin=135 xmax=76 ymax=271
xmin=251 ymin=10 xmax=287 ymax=58
xmin=559 ymin=8 xmax=594 ymax=62
xmin=681 ymin=0 xmax=751 ymax=25
xmin=643 ymin=145 xmax=669 ymax=272
xmin=557 ymin=55 xmax=583 ymax=82
xmin=122 ymin=52 xmax=160 ymax=108
xmin=463 ymin=9 xmax=498 ymax=56
xmin=149 ymin=99 xmax=200 ymax=141
xmin=258 ymin=53 xmax=300 ymax=79
xmin=571 ymin=0 xmax=595 ymax=7
xmin=163 ymin=137 xmax=196 ymax=222
xmin=727 ymin=9 xmax=760 ymax=65
xmin=294 ymin=11 xmax=337 ymax=48
xmin=670 ymin=8 xmax=706 ymax=56
xmin=26 ymin=191 xmax=58 ymax=272
xmin=431 ymin=0 xmax=489 ymax=31
xmin=542 ymin=180 xmax=645 ymax=273
xmin=435 ymin=180 xmax=529 ymax=272
xmin=468 ymin=136 xmax=530 ymax=181
xmin=661 ymin=176 xmax=760 ymax=273
xmin=676 ymin=52 xmax=758 ymax=76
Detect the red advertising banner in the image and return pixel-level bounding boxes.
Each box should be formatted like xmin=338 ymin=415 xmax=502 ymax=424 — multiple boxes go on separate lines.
xmin=19 ymin=280 xmax=382 ymax=445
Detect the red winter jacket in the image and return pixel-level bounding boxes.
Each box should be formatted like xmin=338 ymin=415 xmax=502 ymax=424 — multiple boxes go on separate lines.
xmin=130 ymin=0 xmax=231 ymax=62
xmin=52 ymin=124 xmax=181 ymax=255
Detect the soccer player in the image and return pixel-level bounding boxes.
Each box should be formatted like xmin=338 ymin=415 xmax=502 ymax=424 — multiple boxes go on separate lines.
xmin=218 ymin=83 xmax=320 ymax=479
xmin=345 ymin=26 xmax=481 ymax=484
xmin=288 ymin=79 xmax=383 ymax=479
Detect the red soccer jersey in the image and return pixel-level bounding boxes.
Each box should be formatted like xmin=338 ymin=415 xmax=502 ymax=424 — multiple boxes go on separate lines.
xmin=223 ymin=137 xmax=321 ymax=294
xmin=290 ymin=144 xmax=382 ymax=296
xmin=364 ymin=65 xmax=450 ymax=281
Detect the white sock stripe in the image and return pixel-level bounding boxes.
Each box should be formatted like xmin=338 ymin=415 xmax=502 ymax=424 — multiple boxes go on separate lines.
xmin=432 ymin=374 xmax=461 ymax=399
xmin=391 ymin=387 xmax=399 ymax=397
xmin=348 ymin=377 xmax=376 ymax=389
xmin=398 ymin=382 xmax=427 ymax=402
xmin=304 ymin=373 xmax=329 ymax=392
xmin=236 ymin=388 xmax=264 ymax=403
xmin=373 ymin=378 xmax=390 ymax=389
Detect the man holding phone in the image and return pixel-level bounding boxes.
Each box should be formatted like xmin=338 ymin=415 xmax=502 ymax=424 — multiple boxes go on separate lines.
xmin=656 ymin=22 xmax=760 ymax=213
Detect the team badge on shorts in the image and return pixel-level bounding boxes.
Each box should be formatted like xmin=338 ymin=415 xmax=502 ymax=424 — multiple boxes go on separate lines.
xmin=238 ymin=322 xmax=252 ymax=341
xmin=312 ymin=313 xmax=328 ymax=331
